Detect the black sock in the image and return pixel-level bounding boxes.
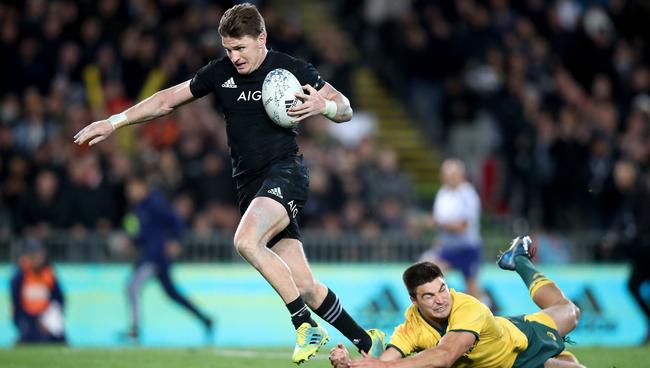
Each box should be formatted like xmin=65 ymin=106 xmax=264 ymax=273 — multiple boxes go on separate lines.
xmin=314 ymin=289 xmax=371 ymax=352
xmin=287 ymin=297 xmax=316 ymax=329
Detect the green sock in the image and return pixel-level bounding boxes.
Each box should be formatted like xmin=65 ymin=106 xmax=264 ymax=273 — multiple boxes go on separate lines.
xmin=514 ymin=256 xmax=544 ymax=289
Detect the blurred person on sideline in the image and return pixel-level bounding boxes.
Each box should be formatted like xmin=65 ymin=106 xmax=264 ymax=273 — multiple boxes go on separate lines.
xmin=420 ymin=159 xmax=486 ymax=302
xmin=628 ymin=169 xmax=650 ymax=344
xmin=74 ymin=3 xmax=383 ymax=363
xmin=10 ymin=239 xmax=66 ymax=344
xmin=122 ymin=174 xmax=213 ymax=340
xmin=330 ymin=236 xmax=584 ymax=368
xmin=602 ymin=160 xmax=650 ymax=343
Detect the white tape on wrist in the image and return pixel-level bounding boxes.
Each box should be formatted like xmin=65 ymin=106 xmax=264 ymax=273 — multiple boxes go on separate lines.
xmin=323 ymin=100 xmax=337 ymax=119
xmin=108 ymin=112 xmax=128 ymax=129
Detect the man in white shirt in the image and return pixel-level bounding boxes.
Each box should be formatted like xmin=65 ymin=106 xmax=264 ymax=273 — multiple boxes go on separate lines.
xmin=420 ymin=159 xmax=484 ymax=299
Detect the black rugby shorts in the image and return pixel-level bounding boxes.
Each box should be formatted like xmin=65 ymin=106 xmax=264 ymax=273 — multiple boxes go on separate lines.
xmin=236 ymin=154 xmax=309 ymax=247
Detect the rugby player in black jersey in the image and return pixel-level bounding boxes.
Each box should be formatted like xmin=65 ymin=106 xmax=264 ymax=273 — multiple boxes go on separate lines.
xmin=74 ymin=3 xmax=385 ymax=364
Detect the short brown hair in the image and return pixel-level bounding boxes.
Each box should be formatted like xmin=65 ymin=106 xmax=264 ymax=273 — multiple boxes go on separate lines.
xmin=218 ymin=3 xmax=266 ymax=38
xmin=402 ymin=262 xmax=444 ymax=298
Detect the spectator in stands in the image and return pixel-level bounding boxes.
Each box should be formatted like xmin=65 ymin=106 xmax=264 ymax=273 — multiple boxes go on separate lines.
xmin=364 ymin=147 xmax=416 ymax=213
xmin=12 ymin=87 xmax=58 ymax=153
xmin=10 ymin=238 xmax=66 ymax=344
xmin=420 ymin=159 xmax=486 ymax=302
xmin=122 ymin=174 xmax=213 ymax=340
xmin=64 ymin=154 xmax=118 ymax=231
xmin=15 ymin=169 xmax=67 ymax=236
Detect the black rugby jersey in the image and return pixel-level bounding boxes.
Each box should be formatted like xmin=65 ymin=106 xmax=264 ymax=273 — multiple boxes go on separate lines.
xmin=189 ymin=50 xmax=326 ymax=178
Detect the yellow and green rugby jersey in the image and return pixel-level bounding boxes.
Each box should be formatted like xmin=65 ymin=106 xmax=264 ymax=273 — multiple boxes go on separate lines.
xmin=388 ymin=289 xmax=528 ymax=368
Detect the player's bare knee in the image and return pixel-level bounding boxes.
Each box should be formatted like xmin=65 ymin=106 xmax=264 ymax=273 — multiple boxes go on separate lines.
xmin=570 ymin=302 xmax=581 ymax=327
xmin=561 ymin=300 xmax=581 ymax=331
xmin=233 ymin=237 xmax=262 ymax=266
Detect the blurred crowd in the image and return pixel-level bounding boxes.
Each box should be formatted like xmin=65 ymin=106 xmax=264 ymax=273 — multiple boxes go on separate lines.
xmin=338 ymin=0 xmax=650 ymax=259
xmin=4 ymin=0 xmax=650 ymax=263
xmin=0 ymin=0 xmax=419 ymax=243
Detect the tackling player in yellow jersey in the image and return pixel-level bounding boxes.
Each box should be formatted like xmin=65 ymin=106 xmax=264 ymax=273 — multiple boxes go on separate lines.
xmin=330 ymin=236 xmax=585 ymax=368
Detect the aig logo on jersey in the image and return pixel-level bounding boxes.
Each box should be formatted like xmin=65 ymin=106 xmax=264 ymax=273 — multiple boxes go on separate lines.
xmin=237 ymin=90 xmax=261 ymax=101
xmin=287 ymin=200 xmax=298 ymax=218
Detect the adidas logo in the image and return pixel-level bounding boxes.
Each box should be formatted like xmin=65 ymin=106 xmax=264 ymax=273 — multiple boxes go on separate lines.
xmin=267 ymin=187 xmax=283 ymax=199
xmin=285 ymin=99 xmax=297 ymax=112
xmin=221 ymin=77 xmax=237 ymax=88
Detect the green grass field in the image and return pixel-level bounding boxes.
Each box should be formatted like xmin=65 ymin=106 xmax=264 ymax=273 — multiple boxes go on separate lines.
xmin=0 ymin=346 xmax=648 ymax=368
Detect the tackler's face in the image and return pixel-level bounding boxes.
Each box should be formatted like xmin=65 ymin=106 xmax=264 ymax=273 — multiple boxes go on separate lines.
xmin=412 ymin=277 xmax=452 ymax=320
xmin=222 ymin=33 xmax=267 ymax=75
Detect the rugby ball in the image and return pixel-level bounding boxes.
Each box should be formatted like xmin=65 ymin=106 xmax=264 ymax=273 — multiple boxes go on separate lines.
xmin=262 ymin=68 xmax=303 ymax=128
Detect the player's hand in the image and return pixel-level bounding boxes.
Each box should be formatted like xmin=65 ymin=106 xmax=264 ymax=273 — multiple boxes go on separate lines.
xmin=349 ymin=351 xmax=386 ymax=368
xmin=288 ymin=84 xmax=328 ymax=122
xmin=329 ymin=343 xmax=351 ymax=368
xmin=73 ymin=120 xmax=114 ymax=146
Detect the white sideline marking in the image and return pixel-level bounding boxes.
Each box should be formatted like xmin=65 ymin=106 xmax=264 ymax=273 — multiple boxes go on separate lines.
xmin=212 ymin=349 xmax=328 ymax=360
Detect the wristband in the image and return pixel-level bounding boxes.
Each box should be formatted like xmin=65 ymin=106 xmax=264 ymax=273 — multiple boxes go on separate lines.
xmin=108 ymin=112 xmax=128 ymax=129
xmin=323 ymin=100 xmax=337 ymax=119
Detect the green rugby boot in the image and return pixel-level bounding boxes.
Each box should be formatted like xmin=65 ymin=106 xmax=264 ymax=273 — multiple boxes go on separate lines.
xmin=292 ymin=322 xmax=329 ymax=365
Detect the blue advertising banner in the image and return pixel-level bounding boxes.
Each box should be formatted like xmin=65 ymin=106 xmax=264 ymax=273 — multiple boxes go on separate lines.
xmin=0 ymin=264 xmax=646 ymax=347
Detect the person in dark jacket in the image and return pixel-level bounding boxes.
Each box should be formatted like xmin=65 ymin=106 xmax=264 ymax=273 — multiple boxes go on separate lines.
xmin=123 ymin=174 xmax=213 ymax=340
xmin=10 ymin=239 xmax=66 ymax=343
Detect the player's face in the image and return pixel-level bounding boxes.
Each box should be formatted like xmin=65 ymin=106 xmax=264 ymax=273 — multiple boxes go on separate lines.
xmin=222 ymin=33 xmax=267 ymax=75
xmin=412 ymin=277 xmax=452 ymax=320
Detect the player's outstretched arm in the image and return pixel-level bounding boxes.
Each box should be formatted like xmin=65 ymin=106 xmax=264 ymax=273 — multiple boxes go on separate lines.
xmin=350 ymin=331 xmax=475 ymax=368
xmin=290 ymin=82 xmax=352 ymax=123
xmin=74 ymin=80 xmax=196 ymax=146
xmin=330 ymin=343 xmax=402 ymax=368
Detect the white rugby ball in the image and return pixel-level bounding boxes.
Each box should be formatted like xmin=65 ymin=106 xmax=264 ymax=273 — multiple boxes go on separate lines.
xmin=262 ymin=68 xmax=303 ymax=128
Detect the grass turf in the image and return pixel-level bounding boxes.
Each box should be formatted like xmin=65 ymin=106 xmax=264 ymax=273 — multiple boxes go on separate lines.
xmin=0 ymin=346 xmax=648 ymax=367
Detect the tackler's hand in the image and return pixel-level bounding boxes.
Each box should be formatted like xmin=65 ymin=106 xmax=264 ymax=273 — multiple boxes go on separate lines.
xmin=329 ymin=343 xmax=351 ymax=368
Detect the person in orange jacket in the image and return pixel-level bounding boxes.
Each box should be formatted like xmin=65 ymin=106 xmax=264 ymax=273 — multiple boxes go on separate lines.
xmin=10 ymin=239 xmax=66 ymax=343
